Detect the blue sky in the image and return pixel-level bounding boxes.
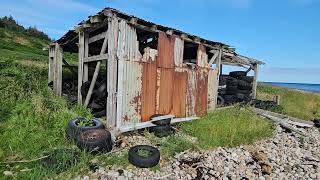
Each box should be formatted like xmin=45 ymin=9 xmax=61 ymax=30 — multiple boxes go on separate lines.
xmin=1 ymin=0 xmax=320 ymax=83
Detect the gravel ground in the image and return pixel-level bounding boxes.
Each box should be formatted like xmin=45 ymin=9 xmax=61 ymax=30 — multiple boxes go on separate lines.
xmin=76 ymin=125 xmax=320 ymax=180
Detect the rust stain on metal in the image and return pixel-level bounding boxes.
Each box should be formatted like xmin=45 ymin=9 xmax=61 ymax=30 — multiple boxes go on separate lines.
xmin=186 ymin=68 xmax=197 ymax=116
xmin=140 ymin=61 xmax=157 ymax=121
xmin=195 ymin=69 xmax=208 ymax=116
xmin=157 ymin=32 xmax=175 ymax=68
xmin=158 ymin=68 xmax=174 ymax=115
xmin=171 ymin=69 xmax=187 ymax=117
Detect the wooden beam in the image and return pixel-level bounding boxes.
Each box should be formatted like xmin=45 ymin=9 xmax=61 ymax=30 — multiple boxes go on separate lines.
xmin=48 ymin=45 xmax=55 ymax=82
xmin=88 ymin=31 xmax=107 ymax=44
xmin=53 ymin=43 xmax=63 ymax=96
xmin=81 ymin=22 xmax=92 ymax=29
xmin=214 ymin=48 xmax=222 ymax=107
xmin=84 ymin=32 xmax=108 ymax=106
xmin=90 ymin=15 xmax=102 ymax=23
xmin=77 ymin=31 xmax=85 ymax=104
xmin=252 ymin=64 xmax=259 ymax=99
xmin=208 ymin=50 xmax=219 ymax=66
xmin=166 ymin=29 xmax=173 ymax=35
xmin=62 ymin=58 xmax=77 ymax=76
xmin=107 ymin=15 xmax=119 ymax=128
xmin=83 ymin=54 xmax=108 ymax=63
xmin=129 ymin=17 xmax=137 ymax=25
xmin=83 ymin=33 xmax=89 ymax=82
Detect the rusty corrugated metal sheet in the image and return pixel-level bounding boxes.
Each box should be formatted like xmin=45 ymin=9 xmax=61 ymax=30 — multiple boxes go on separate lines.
xmin=141 ymin=61 xmax=157 ymax=121
xmin=207 ymin=69 xmax=218 ymax=111
xmin=157 ymin=32 xmax=175 ymax=68
xmin=117 ymin=61 xmax=142 ymax=126
xmin=158 ymin=68 xmax=174 ymax=115
xmin=172 ymin=68 xmax=187 ymax=117
xmin=194 ymin=69 xmax=208 ymax=116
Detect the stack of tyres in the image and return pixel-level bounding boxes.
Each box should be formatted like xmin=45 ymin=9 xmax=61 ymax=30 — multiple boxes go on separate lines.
xmin=219 ymin=71 xmax=254 ymax=105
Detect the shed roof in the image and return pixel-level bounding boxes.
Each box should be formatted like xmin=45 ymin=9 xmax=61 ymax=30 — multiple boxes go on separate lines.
xmin=56 ymin=7 xmax=265 ymax=66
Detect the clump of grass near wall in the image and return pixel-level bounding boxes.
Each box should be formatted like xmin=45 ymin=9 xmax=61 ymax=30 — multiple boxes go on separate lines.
xmin=257 ymin=83 xmax=320 ymax=120
xmin=180 ymin=106 xmax=274 ymax=149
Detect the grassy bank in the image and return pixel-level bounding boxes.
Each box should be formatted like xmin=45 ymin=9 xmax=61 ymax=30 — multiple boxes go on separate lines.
xmin=257 ymin=83 xmax=320 ymax=120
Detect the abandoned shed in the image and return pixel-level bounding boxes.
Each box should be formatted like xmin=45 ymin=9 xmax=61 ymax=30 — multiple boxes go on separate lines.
xmin=48 ymin=8 xmax=264 ymax=131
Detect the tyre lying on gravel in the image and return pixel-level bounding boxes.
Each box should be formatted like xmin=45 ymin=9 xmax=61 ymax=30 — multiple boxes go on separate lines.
xmin=128 ymin=145 xmax=160 ymax=168
xmin=66 ymin=117 xmax=105 ymax=141
xmin=76 ymin=129 xmax=112 ymax=153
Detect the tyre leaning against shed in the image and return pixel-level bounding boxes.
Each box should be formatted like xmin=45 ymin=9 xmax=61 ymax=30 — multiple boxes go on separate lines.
xmin=66 ymin=117 xmax=105 ymax=141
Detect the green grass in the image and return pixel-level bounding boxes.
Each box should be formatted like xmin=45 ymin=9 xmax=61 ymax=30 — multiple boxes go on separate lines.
xmin=257 ymin=83 xmax=320 ymax=120
xmin=180 ymin=106 xmax=274 ymax=148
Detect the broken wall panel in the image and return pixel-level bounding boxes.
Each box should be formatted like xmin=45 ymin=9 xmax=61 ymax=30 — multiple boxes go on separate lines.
xmin=172 ymin=68 xmax=187 ymax=117
xmin=158 ymin=68 xmax=174 ymax=115
xmin=207 ymin=69 xmax=219 ymax=111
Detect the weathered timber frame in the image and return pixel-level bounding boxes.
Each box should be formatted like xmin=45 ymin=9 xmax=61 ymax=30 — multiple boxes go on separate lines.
xmin=49 ymin=8 xmax=265 ymax=131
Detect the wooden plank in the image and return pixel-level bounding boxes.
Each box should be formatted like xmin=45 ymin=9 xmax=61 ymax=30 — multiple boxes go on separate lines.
xmin=252 ymin=64 xmax=259 ymax=99
xmin=90 ymin=15 xmax=102 ymax=23
xmin=77 ymin=31 xmax=85 ymax=104
xmin=48 ymin=45 xmax=55 ymax=82
xmin=83 ymin=33 xmax=89 ymax=82
xmin=107 ymin=15 xmax=119 ymax=128
xmin=53 ymin=43 xmax=63 ymax=96
xmin=88 ymin=31 xmax=107 ymax=44
xmin=83 ymin=54 xmax=108 ymax=63
xmin=208 ymin=50 xmax=219 ymax=66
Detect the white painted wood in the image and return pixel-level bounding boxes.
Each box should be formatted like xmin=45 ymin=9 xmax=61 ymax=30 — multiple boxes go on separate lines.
xmin=107 ymin=15 xmax=119 ymax=127
xmin=213 ymin=48 xmax=222 ymax=107
xmin=208 ymin=50 xmax=219 ymax=66
xmin=83 ymin=33 xmax=89 ymax=82
xmin=174 ymin=37 xmax=184 ymax=67
xmin=83 ymin=54 xmax=108 ymax=63
xmin=150 ymin=115 xmax=175 ymax=121
xmin=78 ymin=31 xmax=85 ymax=104
xmin=252 ymin=64 xmax=259 ymax=99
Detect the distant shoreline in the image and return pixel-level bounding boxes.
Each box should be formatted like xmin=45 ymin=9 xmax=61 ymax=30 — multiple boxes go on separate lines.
xmin=261 ymin=82 xmax=320 ymax=94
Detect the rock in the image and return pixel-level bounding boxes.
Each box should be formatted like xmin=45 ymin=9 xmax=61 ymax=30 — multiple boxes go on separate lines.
xmin=261 ymin=163 xmax=272 ymax=175
xmin=3 ymin=171 xmax=13 ymax=176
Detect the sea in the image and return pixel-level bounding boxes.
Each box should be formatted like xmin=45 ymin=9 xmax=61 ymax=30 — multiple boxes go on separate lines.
xmin=262 ymin=82 xmax=320 ymax=93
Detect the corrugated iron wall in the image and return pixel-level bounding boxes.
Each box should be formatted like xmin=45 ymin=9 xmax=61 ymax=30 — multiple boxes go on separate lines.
xmin=116 ymin=21 xmax=219 ymax=127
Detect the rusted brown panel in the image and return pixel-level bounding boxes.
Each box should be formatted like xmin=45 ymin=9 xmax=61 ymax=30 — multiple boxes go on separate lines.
xmin=157 ymin=32 xmax=175 ymax=68
xmin=172 ymin=69 xmax=187 ymax=117
xmin=186 ymin=68 xmax=197 ymax=116
xmin=141 ymin=61 xmax=157 ymax=121
xmin=195 ymin=69 xmax=209 ymax=116
xmin=158 ymin=68 xmax=174 ymax=115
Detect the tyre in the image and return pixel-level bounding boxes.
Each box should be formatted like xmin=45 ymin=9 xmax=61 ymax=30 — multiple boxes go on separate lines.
xmin=223 ymin=95 xmax=236 ymax=104
xmin=93 ymin=109 xmax=106 ymax=118
xmin=81 ymin=81 xmax=99 ymax=97
xmin=217 ymin=95 xmax=225 ymax=107
xmin=76 ymin=129 xmax=112 ymax=153
xmin=226 ymin=78 xmax=238 ymax=86
xmin=236 ymin=93 xmax=245 ymax=100
xmin=128 ymin=145 xmax=160 ymax=168
xmin=229 ymin=71 xmax=247 ymax=78
xmin=237 ymin=89 xmax=252 ymax=95
xmin=66 ymin=117 xmax=105 ymax=141
xmin=219 ymin=76 xmax=227 ymax=86
xmin=218 ymin=88 xmax=227 ymax=95
xmin=149 ymin=125 xmax=172 ymax=137
xmin=226 ymin=86 xmax=238 ymax=95
xmin=239 ymin=76 xmax=254 ymax=83
xmin=238 ymin=80 xmax=252 ymax=90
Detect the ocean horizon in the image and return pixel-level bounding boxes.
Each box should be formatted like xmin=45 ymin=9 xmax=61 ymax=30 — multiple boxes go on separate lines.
xmin=262 ymin=82 xmax=320 ymax=93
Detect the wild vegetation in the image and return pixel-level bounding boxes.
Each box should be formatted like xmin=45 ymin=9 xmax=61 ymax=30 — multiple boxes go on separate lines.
xmin=257 ymin=83 xmax=320 ymax=120
xmin=0 ymin=17 xmax=319 ymax=179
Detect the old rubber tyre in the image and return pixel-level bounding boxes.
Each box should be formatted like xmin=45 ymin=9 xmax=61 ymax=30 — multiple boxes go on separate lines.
xmin=76 ymin=129 xmax=112 ymax=153
xmin=226 ymin=86 xmax=238 ymax=95
xmin=217 ymin=95 xmax=225 ymax=107
xmin=93 ymin=109 xmax=106 ymax=118
xmin=149 ymin=114 xmax=171 ymax=126
xmin=229 ymin=71 xmax=247 ymax=78
xmin=226 ymin=78 xmax=238 ymax=86
xmin=238 ymin=80 xmax=252 ymax=90
xmin=223 ymin=95 xmax=236 ymax=104
xmin=66 ymin=117 xmax=105 ymax=141
xmin=219 ymin=76 xmax=227 ymax=86
xmin=128 ymin=145 xmax=160 ymax=168
xmin=239 ymin=76 xmax=254 ymax=83
xmin=218 ymin=88 xmax=227 ymax=95
xmin=237 ymin=89 xmax=252 ymax=95
xmin=149 ymin=125 xmax=172 ymax=137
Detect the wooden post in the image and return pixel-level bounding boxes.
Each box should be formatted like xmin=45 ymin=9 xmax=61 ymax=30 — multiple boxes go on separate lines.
xmin=53 ymin=43 xmax=63 ymax=96
xmin=275 ymin=95 xmax=281 ymax=105
xmin=107 ymin=14 xmax=119 ymax=127
xmin=252 ymin=63 xmax=259 ymax=99
xmin=214 ymin=48 xmax=222 ymax=107
xmin=83 ymin=33 xmax=89 ymax=82
xmin=78 ymin=31 xmax=85 ymax=104
xmin=48 ymin=45 xmax=55 ymax=82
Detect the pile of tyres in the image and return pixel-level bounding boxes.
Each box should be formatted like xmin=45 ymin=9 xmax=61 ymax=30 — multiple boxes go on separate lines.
xmin=218 ymin=71 xmax=253 ymax=106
